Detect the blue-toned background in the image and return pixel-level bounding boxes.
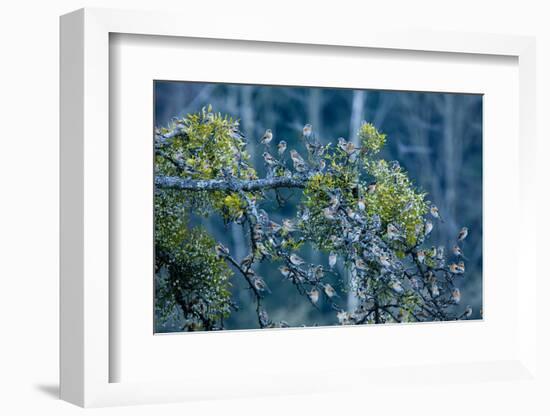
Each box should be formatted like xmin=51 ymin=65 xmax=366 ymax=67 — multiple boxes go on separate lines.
xmin=154 ymin=81 xmax=483 ymax=331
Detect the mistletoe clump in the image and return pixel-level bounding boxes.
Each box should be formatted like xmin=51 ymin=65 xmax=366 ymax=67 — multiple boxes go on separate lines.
xmin=154 ymin=107 xmax=474 ymax=331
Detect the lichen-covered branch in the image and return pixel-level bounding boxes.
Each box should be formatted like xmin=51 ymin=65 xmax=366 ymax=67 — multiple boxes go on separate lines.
xmin=155 ymin=175 xmax=307 ymax=192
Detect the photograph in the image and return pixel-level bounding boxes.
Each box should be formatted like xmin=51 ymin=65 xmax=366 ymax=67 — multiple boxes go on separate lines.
xmin=153 ymin=81 xmax=483 ymax=332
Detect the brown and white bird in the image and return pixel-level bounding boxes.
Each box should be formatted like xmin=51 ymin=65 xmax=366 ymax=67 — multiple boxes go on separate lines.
xmin=323 ymin=207 xmax=336 ymax=220
xmin=387 ymin=223 xmax=400 ymax=240
xmin=323 ymin=283 xmax=337 ymax=298
xmin=279 ymin=265 xmax=291 ymax=278
xmin=282 ymin=219 xmax=296 ymax=233
xmin=379 ymin=255 xmax=391 ymax=268
xmin=215 ymin=243 xmax=229 ymax=257
xmin=430 ymin=283 xmax=440 ymax=297
xmin=355 ymin=258 xmax=368 ymax=270
xmin=260 ymin=129 xmax=273 ymax=145
xmin=337 ymin=310 xmax=351 ymax=324
xmin=328 ymin=252 xmax=337 ymax=269
xmin=430 ymin=205 xmax=443 ymax=221
xmin=452 ymin=245 xmax=466 ymax=258
xmin=464 ymin=305 xmax=473 ymax=318
xmin=389 ymin=280 xmax=404 ymax=294
xmin=267 ymin=221 xmax=282 ymax=233
xmin=308 ymin=288 xmax=320 ymax=304
xmin=424 ymin=220 xmax=433 ymax=236
xmin=302 ymin=124 xmax=313 ymax=139
xmin=263 ymin=152 xmax=277 ymax=166
xmin=240 ymin=254 xmax=254 ymax=269
xmin=313 ymin=265 xmax=325 ymax=280
xmin=449 ymin=263 xmax=465 ymax=274
xmin=253 ymin=276 xmax=270 ymax=292
xmin=367 ymin=182 xmax=377 ymax=194
xmin=457 ymin=227 xmax=469 ymax=242
xmin=289 ymin=253 xmax=305 ymax=266
xmin=416 ymin=250 xmax=426 ymax=264
xmin=451 ymin=287 xmax=461 ymax=304
xmin=337 ymin=137 xmax=356 ymax=155
xmin=277 ymin=140 xmax=287 ymax=155
xmin=357 ymin=197 xmax=366 ymax=212
xmin=290 ymin=150 xmax=307 ymax=172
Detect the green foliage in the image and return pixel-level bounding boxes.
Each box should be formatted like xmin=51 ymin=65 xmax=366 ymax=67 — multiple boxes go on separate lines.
xmin=363 ymin=159 xmax=428 ymax=245
xmin=156 ymin=106 xmax=258 ymax=221
xmin=358 ymin=121 xmax=386 ymax=153
xmin=301 ymin=124 xmax=427 ymax=249
xmin=155 ymin=190 xmax=233 ymax=330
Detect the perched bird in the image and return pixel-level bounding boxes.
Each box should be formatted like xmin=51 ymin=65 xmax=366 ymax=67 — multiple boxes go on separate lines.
xmin=430 ymin=283 xmax=440 ymax=297
xmin=355 ymin=258 xmax=368 ymax=270
xmin=329 ymin=194 xmax=341 ymax=210
xmin=257 ymin=209 xmax=269 ymax=224
xmin=323 ymin=207 xmax=337 ymax=220
xmin=318 ymin=159 xmax=326 ymax=171
xmin=299 ymin=208 xmax=311 ymax=222
xmin=302 ymin=124 xmax=313 ymax=139
xmin=290 ymin=150 xmax=307 ymax=172
xmin=323 ymin=283 xmax=337 ymax=298
xmin=449 ymin=263 xmax=465 ymax=274
xmin=425 ymin=271 xmax=436 ymax=284
xmin=416 ymin=250 xmax=426 ymax=264
xmin=282 ymin=219 xmax=297 ymax=233
xmin=451 ymin=287 xmax=461 ymax=304
xmin=215 ymin=243 xmax=229 ymax=257
xmin=357 ymin=197 xmax=366 ymax=211
xmin=389 ymin=280 xmax=404 ymax=294
xmin=337 ymin=137 xmax=356 ymax=155
xmin=379 ymin=255 xmax=391 ymax=268
xmin=253 ymin=276 xmax=270 ymax=292
xmin=410 ymin=277 xmax=420 ymax=290
xmin=289 ymin=253 xmax=305 ymax=266
xmin=308 ymin=288 xmax=320 ymax=304
xmin=436 ymin=246 xmax=445 ymax=260
xmin=337 ymin=137 xmax=347 ymax=149
xmin=328 ymin=252 xmax=337 ymax=269
xmin=452 ymin=245 xmax=466 ymax=258
xmin=457 ymin=261 xmax=465 ymax=273
xmin=313 ymin=265 xmax=325 ymax=279
xmin=337 ymin=310 xmax=351 ymax=325
xmin=402 ymin=201 xmax=414 ymax=213
xmin=278 ymin=265 xmax=291 ymax=278
xmin=424 ymin=220 xmax=433 ymax=236
xmin=259 ymin=309 xmax=269 ymax=327
xmin=240 ymin=254 xmax=254 ymax=269
xmin=457 ymin=227 xmax=469 ymax=242
xmin=367 ymin=182 xmax=377 ymax=194
xmin=430 ymin=205 xmax=443 ymax=221
xmin=277 ymin=140 xmax=287 ymax=155
xmin=464 ymin=305 xmax=473 ymax=318
xmin=263 ymin=152 xmax=277 ymax=166
xmin=387 ymin=223 xmax=400 ymax=240
xmin=267 ymin=221 xmax=282 ymax=234
xmin=260 ymin=129 xmax=273 ymax=145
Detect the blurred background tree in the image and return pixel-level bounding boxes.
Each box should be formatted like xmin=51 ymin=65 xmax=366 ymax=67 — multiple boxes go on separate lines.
xmin=154 ymin=82 xmax=482 ymax=332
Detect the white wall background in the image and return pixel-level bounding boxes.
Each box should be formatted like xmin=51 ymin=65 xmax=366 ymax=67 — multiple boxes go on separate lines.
xmin=0 ymin=1 xmax=548 ymax=414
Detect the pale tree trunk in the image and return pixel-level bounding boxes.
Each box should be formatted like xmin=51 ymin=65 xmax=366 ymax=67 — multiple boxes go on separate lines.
xmin=347 ymin=90 xmax=366 ymax=311
xmin=350 ymin=90 xmax=366 ymax=145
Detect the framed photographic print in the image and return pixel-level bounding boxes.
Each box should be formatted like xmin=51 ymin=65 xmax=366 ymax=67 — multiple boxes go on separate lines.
xmin=60 ymin=8 xmax=538 ymax=408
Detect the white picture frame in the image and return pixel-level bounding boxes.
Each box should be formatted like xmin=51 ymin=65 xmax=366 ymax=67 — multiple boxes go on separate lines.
xmin=60 ymin=7 xmax=537 ymax=407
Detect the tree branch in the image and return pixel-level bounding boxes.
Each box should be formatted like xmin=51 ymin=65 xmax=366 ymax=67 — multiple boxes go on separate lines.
xmin=155 ymin=175 xmax=307 ymax=192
